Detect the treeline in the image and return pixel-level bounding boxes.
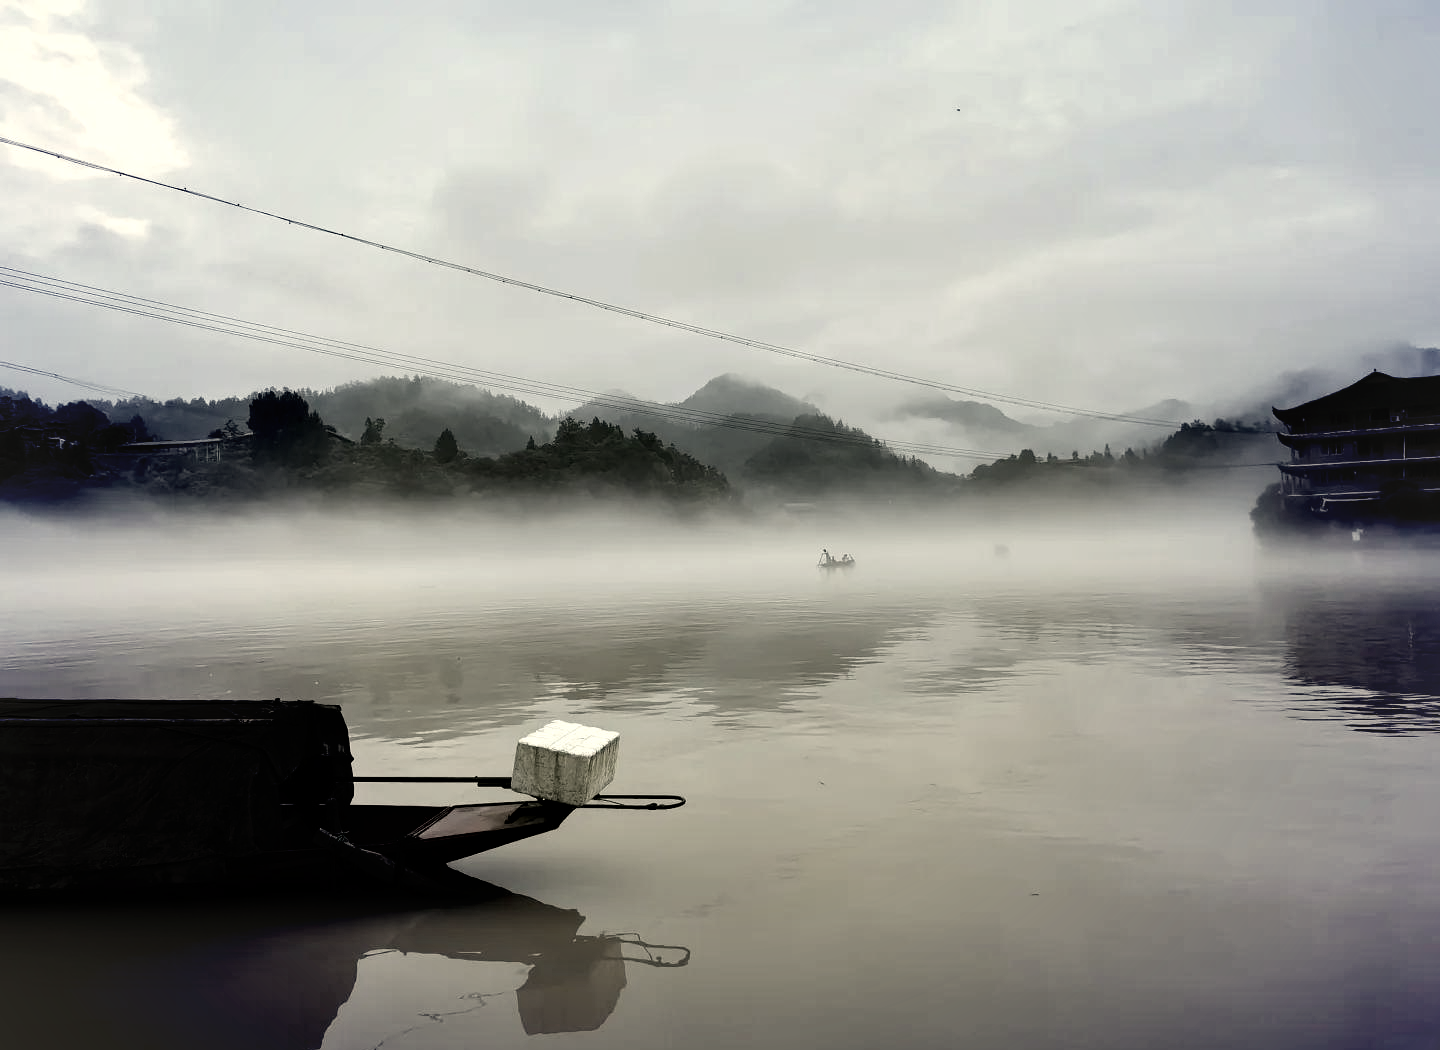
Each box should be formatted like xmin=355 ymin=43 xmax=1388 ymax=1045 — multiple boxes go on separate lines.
xmin=67 ymin=375 xmax=555 ymax=459
xmin=2 ymin=374 xmax=1282 ymax=509
xmin=965 ymin=420 xmax=1277 ymax=491
xmin=1 ymin=376 xmax=947 ymax=505
xmin=0 ymin=385 xmax=733 ymax=505
xmin=298 ymin=411 xmax=730 ymax=502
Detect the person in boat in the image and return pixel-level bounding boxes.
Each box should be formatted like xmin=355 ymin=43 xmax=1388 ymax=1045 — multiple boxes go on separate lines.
xmin=821 ymin=548 xmax=832 ymax=565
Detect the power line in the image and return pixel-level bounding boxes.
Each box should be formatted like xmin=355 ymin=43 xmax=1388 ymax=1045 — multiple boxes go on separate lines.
xmin=0 ymin=265 xmax=1014 ymax=461
xmin=0 ymin=267 xmax=998 ymax=457
xmin=0 ymin=135 xmax=1184 ymax=428
xmin=0 ymin=358 xmax=147 ymax=401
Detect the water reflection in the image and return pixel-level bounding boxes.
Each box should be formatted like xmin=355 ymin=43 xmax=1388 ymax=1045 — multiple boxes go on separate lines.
xmin=926 ymin=586 xmax=1440 ymax=735
xmin=0 ymin=597 xmax=935 ymax=740
xmin=1 ymin=881 xmax=688 ymax=1050
xmin=1266 ymin=582 xmax=1440 ymax=734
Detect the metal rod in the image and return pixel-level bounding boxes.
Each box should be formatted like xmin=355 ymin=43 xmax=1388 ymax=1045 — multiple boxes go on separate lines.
xmin=0 ymin=717 xmax=274 ymax=726
xmin=352 ymin=776 xmax=513 ymax=786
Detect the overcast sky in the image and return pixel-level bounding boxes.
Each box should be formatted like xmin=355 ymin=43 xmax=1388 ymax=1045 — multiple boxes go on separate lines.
xmin=4 ymin=0 xmax=1440 ymax=435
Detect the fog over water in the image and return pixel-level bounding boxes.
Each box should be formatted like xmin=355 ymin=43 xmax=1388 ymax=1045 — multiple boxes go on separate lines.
xmin=4 ymin=502 xmax=1440 ymax=1049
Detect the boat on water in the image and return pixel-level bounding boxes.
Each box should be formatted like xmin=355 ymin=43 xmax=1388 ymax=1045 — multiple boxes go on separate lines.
xmin=0 ymin=698 xmax=682 ymax=895
xmin=817 ymin=548 xmax=856 ymax=569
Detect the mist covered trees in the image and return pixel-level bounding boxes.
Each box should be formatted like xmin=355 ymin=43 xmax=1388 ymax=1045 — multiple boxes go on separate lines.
xmin=742 ymin=414 xmax=947 ymax=496
xmin=965 ymin=418 xmax=1279 ymax=494
xmin=248 ymin=390 xmax=330 ymax=468
xmin=459 ymin=416 xmax=730 ymax=499
xmin=434 ymin=427 xmax=459 ymax=463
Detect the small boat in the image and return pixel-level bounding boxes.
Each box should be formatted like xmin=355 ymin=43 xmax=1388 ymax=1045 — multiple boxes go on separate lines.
xmin=817 ymin=549 xmax=856 ymax=569
xmin=0 ymin=698 xmax=682 ymax=896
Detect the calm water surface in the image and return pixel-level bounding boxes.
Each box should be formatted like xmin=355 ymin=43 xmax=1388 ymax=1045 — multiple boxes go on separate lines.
xmin=3 ymin=511 xmax=1440 ymax=1049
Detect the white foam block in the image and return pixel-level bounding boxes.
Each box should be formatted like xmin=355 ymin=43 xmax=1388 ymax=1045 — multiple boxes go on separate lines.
xmin=511 ymin=721 xmax=620 ymax=806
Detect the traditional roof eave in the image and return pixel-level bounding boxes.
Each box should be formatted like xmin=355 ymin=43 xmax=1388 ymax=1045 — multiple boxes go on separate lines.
xmin=1273 ymin=371 xmax=1440 ymax=426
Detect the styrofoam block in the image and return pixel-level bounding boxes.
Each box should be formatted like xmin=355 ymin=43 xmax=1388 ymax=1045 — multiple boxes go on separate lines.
xmin=511 ymin=721 xmax=619 ymax=806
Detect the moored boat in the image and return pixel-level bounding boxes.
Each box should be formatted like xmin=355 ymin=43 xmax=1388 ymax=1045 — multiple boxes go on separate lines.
xmin=0 ymin=698 xmax=681 ymax=895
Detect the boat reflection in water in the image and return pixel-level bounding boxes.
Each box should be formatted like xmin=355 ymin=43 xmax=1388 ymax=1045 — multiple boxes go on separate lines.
xmin=3 ymin=880 xmax=688 ymax=1050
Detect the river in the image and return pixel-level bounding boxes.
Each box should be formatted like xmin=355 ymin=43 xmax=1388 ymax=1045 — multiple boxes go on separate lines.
xmin=3 ymin=504 xmax=1439 ymax=1049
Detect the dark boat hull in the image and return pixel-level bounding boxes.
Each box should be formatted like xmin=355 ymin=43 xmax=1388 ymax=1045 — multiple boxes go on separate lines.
xmin=0 ymin=698 xmax=575 ymax=895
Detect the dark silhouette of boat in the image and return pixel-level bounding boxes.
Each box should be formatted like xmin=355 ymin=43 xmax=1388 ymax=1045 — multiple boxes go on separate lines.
xmin=818 ymin=549 xmax=856 ymax=569
xmin=0 ymin=698 xmax=682 ymax=895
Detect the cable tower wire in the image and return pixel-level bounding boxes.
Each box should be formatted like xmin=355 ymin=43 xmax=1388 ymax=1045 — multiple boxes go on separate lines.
xmin=0 ymin=265 xmax=1013 ymax=461
xmin=0 ymin=135 xmax=1183 ymax=428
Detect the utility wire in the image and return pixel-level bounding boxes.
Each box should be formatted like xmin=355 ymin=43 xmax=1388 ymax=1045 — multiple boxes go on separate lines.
xmin=0 ymin=266 xmax=1012 ymax=460
xmin=0 ymin=135 xmax=1184 ymax=427
xmin=0 ymin=357 xmax=147 ymax=401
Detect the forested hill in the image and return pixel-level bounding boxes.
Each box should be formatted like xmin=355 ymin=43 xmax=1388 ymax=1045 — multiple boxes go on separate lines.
xmin=566 ymin=374 xmax=820 ymax=481
xmin=740 ymin=414 xmax=956 ymax=496
xmin=309 ymin=377 xmax=552 ymax=454
xmin=81 ymin=376 xmax=554 ymax=458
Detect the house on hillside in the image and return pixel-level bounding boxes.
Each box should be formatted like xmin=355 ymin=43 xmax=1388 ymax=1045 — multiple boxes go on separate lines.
xmin=1272 ymin=371 xmax=1440 ymax=521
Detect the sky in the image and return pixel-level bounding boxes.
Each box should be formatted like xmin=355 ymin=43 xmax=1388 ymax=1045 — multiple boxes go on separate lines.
xmin=4 ymin=0 xmax=1440 ymax=440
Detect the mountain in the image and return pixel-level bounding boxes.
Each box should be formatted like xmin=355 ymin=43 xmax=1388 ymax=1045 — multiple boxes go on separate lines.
xmin=563 ymin=375 xmax=819 ymax=481
xmin=740 ymin=413 xmax=957 ymax=497
xmin=891 ymin=395 xmax=1031 ymax=434
xmin=677 ymin=374 xmax=818 ymax=421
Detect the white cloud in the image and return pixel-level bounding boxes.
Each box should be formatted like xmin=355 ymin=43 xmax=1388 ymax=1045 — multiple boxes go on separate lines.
xmin=0 ymin=0 xmax=186 ymax=177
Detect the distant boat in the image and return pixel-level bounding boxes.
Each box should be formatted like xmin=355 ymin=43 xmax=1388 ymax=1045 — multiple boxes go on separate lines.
xmin=0 ymin=699 xmax=683 ymax=896
xmin=818 ymin=551 xmax=856 ymax=570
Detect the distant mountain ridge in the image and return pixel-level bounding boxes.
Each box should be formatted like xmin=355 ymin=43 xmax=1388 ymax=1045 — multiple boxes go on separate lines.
xmin=677 ymin=374 xmax=819 ymax=421
xmin=25 ymin=351 xmax=1406 ymax=490
xmin=891 ymin=395 xmax=1031 ymax=434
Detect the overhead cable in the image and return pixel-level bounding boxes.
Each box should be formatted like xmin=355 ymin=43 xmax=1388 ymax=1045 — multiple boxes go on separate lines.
xmin=0 ymin=135 xmax=1183 ymax=427
xmin=0 ymin=266 xmax=1012 ymax=460
xmin=0 ymin=357 xmax=147 ymax=401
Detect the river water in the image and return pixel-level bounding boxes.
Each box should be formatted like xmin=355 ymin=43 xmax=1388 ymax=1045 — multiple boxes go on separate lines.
xmin=3 ymin=505 xmax=1440 ymax=1049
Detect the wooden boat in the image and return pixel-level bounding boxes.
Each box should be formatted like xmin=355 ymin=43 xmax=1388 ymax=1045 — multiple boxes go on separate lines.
xmin=0 ymin=698 xmax=681 ymax=895
xmin=817 ymin=553 xmax=856 ymax=569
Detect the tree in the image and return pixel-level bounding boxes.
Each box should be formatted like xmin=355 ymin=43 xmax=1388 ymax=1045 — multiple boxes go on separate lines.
xmin=248 ymin=390 xmax=329 ymax=467
xmin=434 ymin=427 xmax=459 ymax=464
xmin=361 ymin=417 xmax=386 ymax=445
xmin=207 ymin=419 xmax=245 ymax=440
xmin=553 ymin=417 xmax=584 ymax=446
xmin=54 ymin=401 xmax=109 ymax=442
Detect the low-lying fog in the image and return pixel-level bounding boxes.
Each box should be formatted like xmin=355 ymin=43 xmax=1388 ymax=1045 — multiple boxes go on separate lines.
xmin=2 ymin=493 xmax=1276 ymax=616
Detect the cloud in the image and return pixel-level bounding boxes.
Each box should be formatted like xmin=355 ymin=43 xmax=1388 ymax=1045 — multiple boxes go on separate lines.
xmin=0 ymin=0 xmax=186 ymax=175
